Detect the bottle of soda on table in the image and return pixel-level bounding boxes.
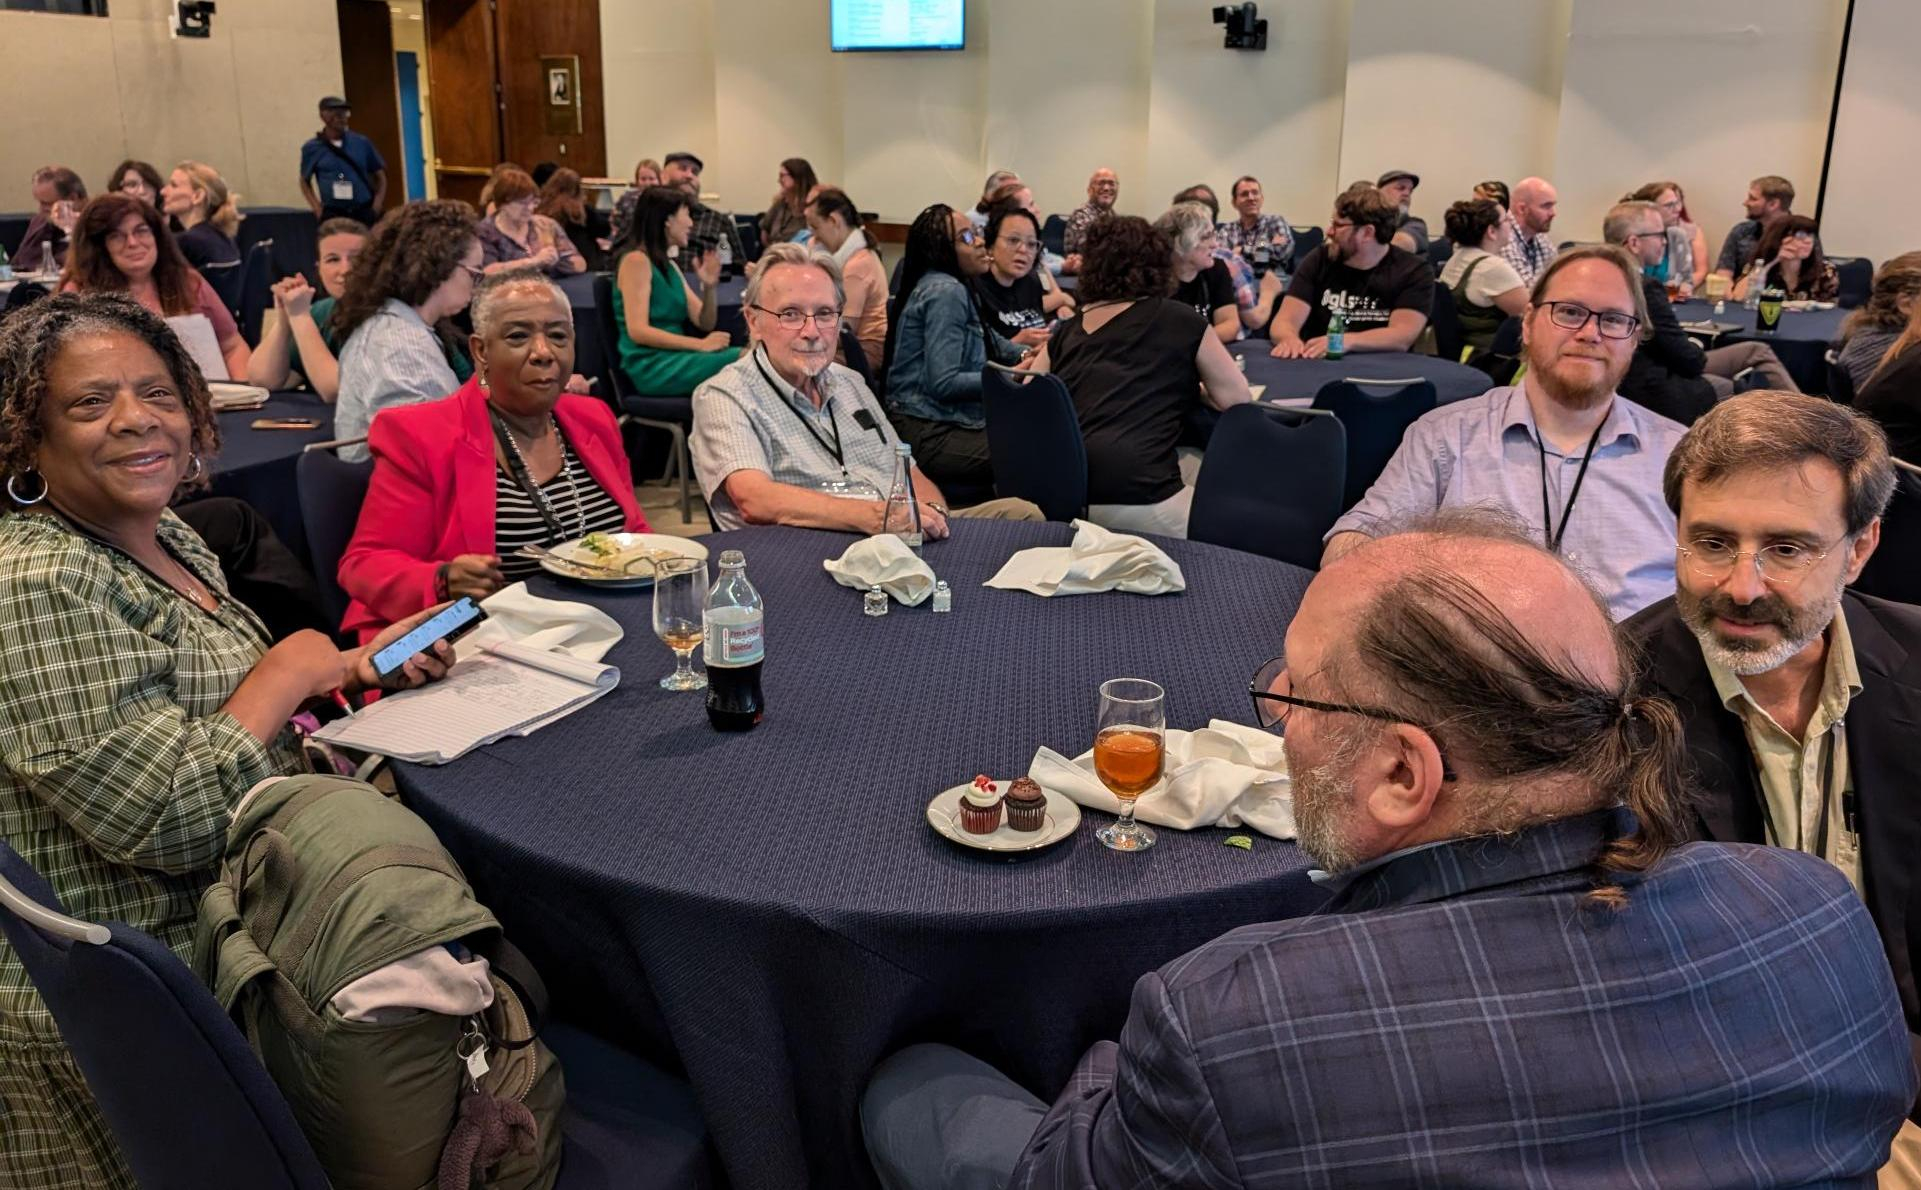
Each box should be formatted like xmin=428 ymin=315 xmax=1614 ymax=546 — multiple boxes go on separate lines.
xmin=703 ymin=549 xmax=764 ymax=731
xmin=1326 ymin=310 xmax=1347 ymax=360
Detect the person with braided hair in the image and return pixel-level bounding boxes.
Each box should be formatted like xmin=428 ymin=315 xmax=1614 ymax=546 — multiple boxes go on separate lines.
xmin=863 ymin=508 xmax=1915 ymax=1189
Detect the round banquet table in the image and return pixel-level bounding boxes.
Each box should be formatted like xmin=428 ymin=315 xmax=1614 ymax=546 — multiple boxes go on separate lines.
xmin=207 ymin=391 xmax=335 ymax=562
xmin=1230 ymin=339 xmax=1491 ymax=405
xmin=395 ymin=520 xmax=1326 ymax=1190
xmin=1669 ymin=298 xmax=1847 ymax=395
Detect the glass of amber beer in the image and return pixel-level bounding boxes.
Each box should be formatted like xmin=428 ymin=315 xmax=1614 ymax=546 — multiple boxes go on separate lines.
xmin=1094 ymin=678 xmax=1166 ymax=852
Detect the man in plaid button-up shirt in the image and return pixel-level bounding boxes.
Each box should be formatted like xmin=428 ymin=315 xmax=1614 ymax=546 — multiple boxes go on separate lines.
xmin=864 ymin=520 xmax=1917 ymax=1189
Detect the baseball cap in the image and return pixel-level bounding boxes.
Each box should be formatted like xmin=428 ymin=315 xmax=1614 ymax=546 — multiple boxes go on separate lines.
xmin=1376 ymin=169 xmax=1420 ymax=189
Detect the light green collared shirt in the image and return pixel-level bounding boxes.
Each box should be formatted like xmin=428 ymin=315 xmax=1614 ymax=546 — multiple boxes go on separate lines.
xmin=1704 ymin=609 xmax=1863 ymax=895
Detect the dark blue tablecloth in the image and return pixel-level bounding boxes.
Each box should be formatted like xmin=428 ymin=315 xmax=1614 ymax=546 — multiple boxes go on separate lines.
xmin=395 ymin=520 xmax=1324 ymax=1190
xmin=1231 ymin=340 xmax=1490 ymax=404
xmin=208 ymin=392 xmax=334 ymax=561
xmin=1670 ymin=299 xmax=1847 ymax=395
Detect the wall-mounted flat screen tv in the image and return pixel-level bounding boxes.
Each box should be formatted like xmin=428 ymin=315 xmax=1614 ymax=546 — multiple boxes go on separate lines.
xmin=831 ymin=0 xmax=965 ymax=52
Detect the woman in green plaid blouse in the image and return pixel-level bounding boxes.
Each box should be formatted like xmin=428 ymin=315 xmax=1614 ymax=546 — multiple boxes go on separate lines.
xmin=0 ymin=294 xmax=454 ymax=1188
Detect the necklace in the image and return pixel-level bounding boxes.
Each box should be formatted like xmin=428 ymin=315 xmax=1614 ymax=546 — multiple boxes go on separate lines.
xmin=496 ymin=414 xmax=587 ymax=539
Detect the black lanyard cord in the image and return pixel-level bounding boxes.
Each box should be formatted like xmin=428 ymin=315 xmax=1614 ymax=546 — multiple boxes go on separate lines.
xmin=1537 ymin=417 xmax=1609 ymax=554
xmin=753 ymin=351 xmax=845 ymax=469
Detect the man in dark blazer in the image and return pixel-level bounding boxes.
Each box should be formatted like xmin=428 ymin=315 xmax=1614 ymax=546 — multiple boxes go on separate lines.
xmin=862 ymin=513 xmax=1916 ymax=1189
xmin=1625 ymin=391 xmax=1921 ymax=1168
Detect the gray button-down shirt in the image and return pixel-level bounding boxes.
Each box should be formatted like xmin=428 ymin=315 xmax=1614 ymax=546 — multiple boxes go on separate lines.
xmin=334 ymin=299 xmax=460 ymax=462
xmin=1328 ymin=385 xmax=1686 ymax=619
xmin=691 ymin=347 xmax=905 ymax=531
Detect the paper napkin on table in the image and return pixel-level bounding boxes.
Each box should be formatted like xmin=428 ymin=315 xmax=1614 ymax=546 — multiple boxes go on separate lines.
xmin=1028 ymin=719 xmax=1295 ymax=838
xmin=456 ymin=582 xmax=624 ymax=663
xmin=984 ymin=519 xmax=1185 ymax=597
xmin=824 ymin=535 xmax=938 ymax=606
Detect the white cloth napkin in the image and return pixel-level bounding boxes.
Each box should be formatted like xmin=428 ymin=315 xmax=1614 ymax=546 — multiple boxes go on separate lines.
xmin=1028 ymin=719 xmax=1295 ymax=838
xmin=823 ymin=535 xmax=938 ymax=606
xmin=457 ymin=582 xmax=624 ymax=662
xmin=984 ymin=519 xmax=1185 ymax=597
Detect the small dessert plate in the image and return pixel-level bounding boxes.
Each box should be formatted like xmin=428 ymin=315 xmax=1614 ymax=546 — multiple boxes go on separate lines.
xmin=927 ymin=779 xmax=1082 ymax=854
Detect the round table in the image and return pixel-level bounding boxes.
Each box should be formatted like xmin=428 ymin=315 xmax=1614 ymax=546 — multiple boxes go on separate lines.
xmin=208 ymin=391 xmax=335 ymax=562
xmin=1230 ymin=339 xmax=1490 ymax=405
xmin=396 ymin=520 xmax=1324 ymax=1190
xmin=1670 ymin=298 xmax=1847 ymax=395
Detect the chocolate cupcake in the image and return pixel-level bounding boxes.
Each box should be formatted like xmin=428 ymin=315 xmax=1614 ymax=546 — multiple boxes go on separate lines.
xmin=959 ymin=776 xmax=1003 ymax=834
xmin=1005 ymin=777 xmax=1047 ymax=832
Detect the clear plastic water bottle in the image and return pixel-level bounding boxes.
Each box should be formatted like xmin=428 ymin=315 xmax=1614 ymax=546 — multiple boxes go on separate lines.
xmin=0 ymin=243 xmax=11 ymax=282
xmin=702 ymin=550 xmax=764 ymax=731
xmin=1743 ymin=261 xmax=1764 ymax=311
xmin=1326 ymin=310 xmax=1348 ymax=360
xmin=716 ymin=234 xmax=734 ymax=281
xmin=40 ymin=242 xmax=55 ymax=279
xmin=881 ymin=443 xmax=923 ymax=555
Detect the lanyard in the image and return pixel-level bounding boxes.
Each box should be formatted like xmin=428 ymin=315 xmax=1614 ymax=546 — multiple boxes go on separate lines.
xmin=754 ymin=350 xmax=845 ymax=470
xmin=489 ymin=411 xmax=573 ymax=540
xmin=1536 ymin=418 xmax=1608 ymax=554
xmin=1756 ymin=720 xmax=1850 ymax=853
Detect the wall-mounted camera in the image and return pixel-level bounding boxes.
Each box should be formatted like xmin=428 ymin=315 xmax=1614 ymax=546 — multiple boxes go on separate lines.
xmin=172 ymin=0 xmax=215 ymax=39
xmin=1211 ymin=2 xmax=1267 ymax=51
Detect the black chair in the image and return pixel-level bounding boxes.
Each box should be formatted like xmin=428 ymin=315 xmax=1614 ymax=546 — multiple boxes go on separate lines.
xmin=1312 ymin=377 xmax=1439 ymax=509
xmin=1426 ymin=236 xmax=1454 ymax=271
xmin=732 ymin=214 xmax=763 ymax=265
xmin=200 ymin=258 xmax=244 ymax=319
xmin=1292 ymin=224 xmax=1323 ymax=267
xmin=1040 ymin=214 xmax=1067 ymax=257
xmin=1853 ymin=460 xmax=1921 ymax=605
xmin=837 ymin=320 xmax=875 ymax=391
xmin=1428 ymin=278 xmax=1466 ymax=363
xmin=0 ymin=840 xmax=719 ymax=1190
xmin=591 ymin=271 xmax=697 ymax=522
xmin=1832 ymin=256 xmax=1873 ymax=309
xmin=237 ymin=238 xmax=276 ymax=346
xmin=1825 ymin=348 xmax=1856 ymax=406
xmin=295 ymin=443 xmax=374 ymax=634
xmin=1189 ymin=404 xmax=1346 ymax=569
xmin=889 ymin=254 xmax=908 ymax=298
xmin=981 ymin=364 xmax=1086 ymax=521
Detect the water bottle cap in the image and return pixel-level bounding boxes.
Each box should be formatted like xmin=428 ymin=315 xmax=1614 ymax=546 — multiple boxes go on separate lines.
xmin=718 ymin=549 xmax=745 ymax=567
xmin=935 ymin=580 xmax=949 ymax=590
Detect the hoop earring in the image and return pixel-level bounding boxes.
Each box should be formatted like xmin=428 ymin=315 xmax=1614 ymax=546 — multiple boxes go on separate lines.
xmin=6 ymin=470 xmax=47 ymax=506
xmin=183 ymin=455 xmax=206 ymax=483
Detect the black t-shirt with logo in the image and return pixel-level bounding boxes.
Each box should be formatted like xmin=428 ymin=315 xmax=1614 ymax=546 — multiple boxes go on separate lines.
xmin=1285 ymin=245 xmax=1435 ymax=340
xmin=973 ymin=271 xmax=1048 ymax=336
xmin=1171 ymin=259 xmax=1236 ymax=324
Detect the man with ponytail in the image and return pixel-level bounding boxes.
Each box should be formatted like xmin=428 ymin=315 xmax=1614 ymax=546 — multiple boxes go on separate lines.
xmin=862 ymin=510 xmax=1915 ymax=1189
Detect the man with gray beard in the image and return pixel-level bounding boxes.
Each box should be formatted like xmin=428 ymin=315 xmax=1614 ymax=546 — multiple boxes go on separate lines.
xmin=1626 ymin=390 xmax=1921 ymax=1179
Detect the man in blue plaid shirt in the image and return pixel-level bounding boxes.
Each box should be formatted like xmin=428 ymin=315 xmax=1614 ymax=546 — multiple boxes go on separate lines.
xmin=864 ymin=512 xmax=1916 ymax=1189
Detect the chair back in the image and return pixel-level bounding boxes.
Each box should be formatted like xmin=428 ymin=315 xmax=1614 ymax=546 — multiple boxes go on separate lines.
xmin=1311 ymin=377 xmax=1439 ymax=509
xmin=296 ymin=444 xmax=375 ymax=630
xmin=0 ymin=841 xmax=330 ymax=1190
xmin=889 ymin=255 xmax=908 ymax=298
xmin=838 ymin=319 xmax=875 ymax=391
xmin=1291 ymin=225 xmax=1323 ymax=267
xmin=1832 ymin=256 xmax=1873 ymax=309
xmin=1826 ymin=348 xmax=1856 ymax=406
xmin=1428 ymin=278 xmax=1466 ymax=363
xmin=1427 ymin=236 xmax=1454 ymax=270
xmin=1040 ymin=214 xmax=1067 ymax=257
xmin=590 ymin=271 xmax=637 ymax=403
xmin=1853 ymin=460 xmax=1921 ymax=604
xmin=200 ymin=258 xmax=244 ymax=318
xmin=237 ymin=238 xmax=276 ymax=345
xmin=1189 ymin=404 xmax=1346 ymax=568
xmin=981 ymin=366 xmax=1086 ymax=521
xmin=732 ymin=214 xmax=763 ymax=264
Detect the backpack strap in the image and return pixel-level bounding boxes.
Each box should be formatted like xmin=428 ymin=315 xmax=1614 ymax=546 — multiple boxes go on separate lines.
xmin=471 ymin=936 xmax=550 ymax=1048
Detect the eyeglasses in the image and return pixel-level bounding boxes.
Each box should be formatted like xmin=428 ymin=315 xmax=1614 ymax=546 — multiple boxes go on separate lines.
xmin=1541 ymin=301 xmax=1640 ymax=340
xmin=459 ymin=263 xmax=484 ymax=281
xmin=1245 ymin=657 xmax=1456 ymax=779
xmin=749 ymin=303 xmax=842 ymax=332
xmin=107 ymin=224 xmax=156 ymax=246
xmin=954 ymin=229 xmax=981 ymax=247
xmin=1677 ymin=535 xmax=1841 ymax=586
xmin=999 ymin=236 xmax=1039 ymax=252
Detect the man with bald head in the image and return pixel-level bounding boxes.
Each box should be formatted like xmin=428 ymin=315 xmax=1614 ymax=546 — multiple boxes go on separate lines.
xmin=1501 ymin=175 xmax=1560 ymax=286
xmin=1059 ymin=167 xmax=1118 ymax=274
xmin=860 ymin=512 xmax=1916 ymax=1188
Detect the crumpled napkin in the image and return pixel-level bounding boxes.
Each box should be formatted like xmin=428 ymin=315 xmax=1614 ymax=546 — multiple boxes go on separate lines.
xmin=984 ymin=519 xmax=1185 ymax=597
xmin=1028 ymin=719 xmax=1295 ymax=838
xmin=824 ymin=535 xmax=938 ymax=606
xmin=457 ymin=582 xmax=624 ymax=662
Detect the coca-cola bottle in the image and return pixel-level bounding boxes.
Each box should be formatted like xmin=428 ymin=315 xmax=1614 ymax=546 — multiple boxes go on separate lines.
xmin=702 ymin=549 xmax=764 ymax=731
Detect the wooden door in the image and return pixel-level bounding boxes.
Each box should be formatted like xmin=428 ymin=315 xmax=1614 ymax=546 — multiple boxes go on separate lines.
xmin=422 ymin=0 xmax=503 ymax=206
xmin=494 ymin=0 xmax=607 ymax=177
xmin=335 ymin=0 xmax=404 ymax=215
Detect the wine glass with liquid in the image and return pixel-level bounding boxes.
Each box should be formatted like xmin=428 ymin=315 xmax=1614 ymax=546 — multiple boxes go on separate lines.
xmin=1094 ymin=678 xmax=1166 ymax=852
xmin=653 ymin=556 xmax=709 ymax=691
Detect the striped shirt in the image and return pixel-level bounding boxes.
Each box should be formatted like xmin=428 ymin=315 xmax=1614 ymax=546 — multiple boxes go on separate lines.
xmin=335 ymin=298 xmax=461 ymax=462
xmin=493 ymin=434 xmax=629 ymax=577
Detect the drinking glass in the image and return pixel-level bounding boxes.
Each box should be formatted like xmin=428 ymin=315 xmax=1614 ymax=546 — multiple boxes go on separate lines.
xmin=652 ymin=556 xmax=708 ymax=691
xmin=1093 ymin=678 xmax=1166 ymax=852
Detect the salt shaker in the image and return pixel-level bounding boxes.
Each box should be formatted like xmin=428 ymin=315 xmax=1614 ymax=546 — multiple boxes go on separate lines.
xmin=931 ymin=580 xmax=952 ymax=613
xmin=863 ymin=584 xmax=888 ymax=617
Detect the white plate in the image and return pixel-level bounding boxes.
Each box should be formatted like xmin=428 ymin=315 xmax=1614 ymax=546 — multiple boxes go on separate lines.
xmin=539 ymin=533 xmax=709 ymax=588
xmin=926 ymin=779 xmax=1081 ymax=854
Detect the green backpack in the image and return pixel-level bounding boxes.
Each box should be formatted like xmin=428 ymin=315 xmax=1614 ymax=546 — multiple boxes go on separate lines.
xmin=193 ymin=774 xmax=566 ymax=1190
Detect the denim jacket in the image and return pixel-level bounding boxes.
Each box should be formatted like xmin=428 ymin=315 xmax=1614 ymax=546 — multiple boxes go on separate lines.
xmin=885 ymin=271 xmax=1022 ymax=430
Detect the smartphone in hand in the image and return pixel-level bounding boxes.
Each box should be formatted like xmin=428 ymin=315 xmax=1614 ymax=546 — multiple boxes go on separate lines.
xmin=371 ymin=597 xmax=487 ymax=680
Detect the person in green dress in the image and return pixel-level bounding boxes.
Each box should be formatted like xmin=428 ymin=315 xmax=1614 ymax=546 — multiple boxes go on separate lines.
xmin=612 ymin=184 xmax=740 ymax=395
xmin=244 ymin=215 xmax=368 ymax=400
xmin=0 ymin=293 xmax=457 ymax=1189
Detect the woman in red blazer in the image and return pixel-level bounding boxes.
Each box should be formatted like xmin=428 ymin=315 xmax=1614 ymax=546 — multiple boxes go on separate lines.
xmin=339 ymin=271 xmax=649 ymax=641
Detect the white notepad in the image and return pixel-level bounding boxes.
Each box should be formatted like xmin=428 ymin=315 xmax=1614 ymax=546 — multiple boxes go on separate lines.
xmin=313 ymin=641 xmax=620 ymax=765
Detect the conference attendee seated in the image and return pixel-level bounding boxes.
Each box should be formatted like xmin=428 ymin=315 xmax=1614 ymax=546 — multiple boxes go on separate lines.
xmin=1856 ymin=301 xmax=1921 ymax=465
xmin=1713 ymin=174 xmax=1816 ymax=282
xmin=159 ymin=160 xmax=242 ymax=277
xmin=1029 ymin=215 xmax=1252 ymax=538
xmin=245 ymin=217 xmax=367 ymax=400
xmin=1605 ymin=201 xmax=1796 ymax=421
xmin=1157 ymin=202 xmax=1239 ymax=345
xmin=1474 ymin=178 xmax=1510 ymax=208
xmin=333 ymin=199 xmax=482 ymax=461
xmin=1627 ymin=180 xmax=1699 ymax=297
xmin=1376 ymin=168 xmax=1428 ymax=255
xmin=1626 ymin=393 xmax=1921 ymax=1175
xmin=476 ymin=167 xmax=584 ymax=277
xmin=970 ymin=169 xmax=1020 ymax=229
xmin=1060 ymin=167 xmax=1119 ymax=273
xmin=806 ymin=188 xmax=889 ymax=374
xmin=1731 ymin=213 xmax=1839 ymax=303
xmin=661 ymin=150 xmax=746 ymax=266
xmin=59 ymin=194 xmax=251 ymax=382
xmin=1836 ymin=253 xmax=1921 ymax=393
xmin=864 ymin=512 xmax=1918 ymax=1189
xmin=1171 ymin=184 xmax=1280 ymax=338
xmin=339 ymin=269 xmax=646 ymax=641
xmin=1499 ymin=175 xmax=1560 ymax=287
xmin=537 ymin=167 xmax=611 ymax=272
xmin=760 ymin=157 xmax=819 ymax=247
xmin=0 ymin=293 xmax=453 ymax=1189
xmin=17 ymin=165 xmax=86 ymax=272
xmin=1325 ymin=246 xmax=1686 ymax=620
xmin=979 ymin=179 xmax=1068 ymax=279
xmin=1217 ymin=174 xmax=1295 ymax=281
xmin=1269 ymin=185 xmax=1433 ymax=359
xmin=611 ymin=185 xmax=740 ymax=398
xmin=1438 ymin=197 xmax=1528 ymax=352
xmin=105 ymin=159 xmax=163 ymax=208
xmin=973 ymin=205 xmax=1059 ymax=349
xmin=609 ymin=156 xmax=662 ymax=245
xmin=884 ymin=203 xmax=1024 ymax=501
